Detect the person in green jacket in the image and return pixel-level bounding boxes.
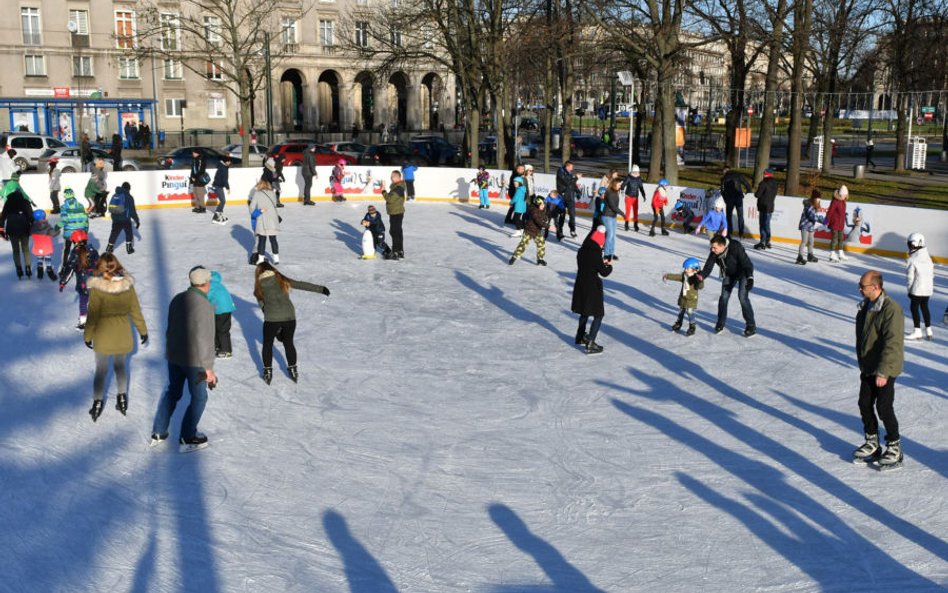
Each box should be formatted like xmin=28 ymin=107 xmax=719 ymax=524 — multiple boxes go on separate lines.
xmin=662 ymin=257 xmax=705 ymax=336
xmin=0 ymin=171 xmax=35 ymax=206
xmin=381 ymin=170 xmax=406 ymax=260
xmin=852 ymin=270 xmax=905 ymax=467
xmin=253 ymin=262 xmax=330 ymax=385
xmin=83 ymin=253 xmax=148 ymax=422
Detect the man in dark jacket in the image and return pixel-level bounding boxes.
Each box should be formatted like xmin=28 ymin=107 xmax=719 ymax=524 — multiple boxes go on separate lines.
xmin=189 ymin=149 xmax=208 ymax=213
xmin=699 ymin=235 xmax=756 ymax=336
xmin=301 ymin=145 xmax=317 ymax=205
xmin=111 ymin=133 xmax=123 ymax=172
xmin=555 ymin=161 xmax=581 ymax=238
xmin=852 ymin=270 xmax=904 ymax=467
xmin=151 ymin=265 xmax=218 ymax=451
xmin=721 ymin=166 xmax=751 ymax=239
xmin=211 ymin=155 xmax=231 ymax=223
xmin=753 ymin=169 xmax=779 ymax=249
xmin=105 ymin=182 xmax=140 ymax=254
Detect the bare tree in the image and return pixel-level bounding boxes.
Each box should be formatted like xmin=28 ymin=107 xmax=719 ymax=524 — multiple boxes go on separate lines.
xmin=751 ymin=0 xmax=791 ymax=185
xmin=785 ymin=0 xmax=814 ymax=195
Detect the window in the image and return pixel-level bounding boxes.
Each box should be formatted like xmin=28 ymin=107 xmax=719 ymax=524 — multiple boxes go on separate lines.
xmin=73 ymin=56 xmax=93 ymax=77
xmin=160 ymin=13 xmax=180 ymax=51
xmin=115 ymin=11 xmax=136 ymax=49
xmin=208 ymin=96 xmax=226 ymax=118
xmin=390 ymin=26 xmax=401 ymax=47
xmin=119 ymin=57 xmax=139 ymax=79
xmin=356 ymin=0 xmax=368 ymax=4
xmin=21 ymin=7 xmax=42 ymax=46
xmin=25 ymin=55 xmax=46 ymax=77
xmin=282 ymin=18 xmax=298 ymax=47
xmin=319 ymin=20 xmax=334 ymax=46
xmin=355 ymin=21 xmax=369 ymax=48
xmin=422 ymin=25 xmax=433 ymax=49
xmin=204 ymin=16 xmax=222 ymax=47
xmin=206 ymin=60 xmax=223 ymax=80
xmin=165 ymin=98 xmax=185 ymax=118
xmin=163 ymin=59 xmax=183 ymax=80
xmin=69 ymin=9 xmax=89 ymax=35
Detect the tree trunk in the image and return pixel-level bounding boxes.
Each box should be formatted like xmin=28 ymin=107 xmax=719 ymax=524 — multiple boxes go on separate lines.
xmin=543 ymin=50 xmax=554 ymax=173
xmin=660 ymin=82 xmax=679 ymax=184
xmin=724 ymin=64 xmax=749 ymax=167
xmin=894 ymin=92 xmax=907 ymax=172
xmin=785 ymin=0 xmax=812 ymax=196
xmin=821 ymin=86 xmax=836 ymax=172
xmin=648 ymin=84 xmax=664 ymax=182
xmin=239 ymin=76 xmax=252 ymax=169
xmin=753 ymin=0 xmax=787 ymax=186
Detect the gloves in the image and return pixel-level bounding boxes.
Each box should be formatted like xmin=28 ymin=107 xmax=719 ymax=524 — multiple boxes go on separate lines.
xmin=696 ymin=274 xmax=704 ymax=282
xmin=59 ymin=283 xmax=65 ymax=292
xmin=746 ymin=277 xmax=754 ymax=291
xmin=85 ymin=340 xmax=93 ymax=349
xmin=135 ymin=220 xmax=141 ymax=229
xmin=140 ymin=334 xmax=149 ymax=345
xmin=320 ymin=287 xmax=331 ymax=296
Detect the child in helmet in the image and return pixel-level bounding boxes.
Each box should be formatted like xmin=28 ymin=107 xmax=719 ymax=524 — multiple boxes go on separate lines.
xmin=796 ymin=190 xmax=823 ymax=265
xmin=59 ymin=230 xmax=100 ymax=330
xmin=331 ymin=159 xmax=347 ymax=202
xmin=906 ymin=232 xmax=934 ymax=340
xmin=30 ymin=209 xmax=61 ymax=280
xmin=508 ymin=195 xmax=549 ymax=266
xmin=662 ymin=258 xmax=705 ymax=336
xmin=695 ymin=196 xmax=727 ymax=238
xmin=650 ymin=179 xmax=670 ymax=236
xmin=673 ymin=200 xmax=696 ymax=234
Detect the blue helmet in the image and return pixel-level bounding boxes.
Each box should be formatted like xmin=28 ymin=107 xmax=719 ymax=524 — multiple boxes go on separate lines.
xmin=674 ymin=200 xmax=684 ymax=210
xmin=683 ymin=257 xmax=701 ymax=271
xmin=658 ymin=178 xmax=669 ymax=187
xmin=33 ymin=209 xmax=46 ymax=221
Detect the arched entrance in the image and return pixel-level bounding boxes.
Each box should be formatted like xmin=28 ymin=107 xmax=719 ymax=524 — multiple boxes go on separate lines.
xmin=354 ymin=71 xmax=375 ymax=131
xmin=317 ymin=70 xmax=341 ymax=131
xmin=387 ymin=72 xmax=409 ymax=130
xmin=420 ymin=73 xmax=443 ymax=131
xmin=280 ymin=69 xmax=305 ymax=132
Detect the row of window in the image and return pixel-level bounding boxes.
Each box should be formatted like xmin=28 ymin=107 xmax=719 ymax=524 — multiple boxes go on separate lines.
xmin=21 ymin=54 xmax=226 ymax=82
xmin=20 ymin=7 xmax=409 ymax=51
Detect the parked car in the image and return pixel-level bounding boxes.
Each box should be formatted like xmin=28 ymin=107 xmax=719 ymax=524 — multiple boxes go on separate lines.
xmin=37 ymin=147 xmax=143 ymax=173
xmin=221 ymin=143 xmax=269 ymax=165
xmin=477 ymin=136 xmax=538 ymax=161
xmin=358 ymin=144 xmax=430 ymax=166
xmin=157 ymin=146 xmax=241 ymax=170
xmin=325 ymin=142 xmax=367 ymax=161
xmin=1 ymin=133 xmax=68 ymax=171
xmin=569 ymin=135 xmax=611 ymax=158
xmin=268 ymin=143 xmax=357 ymax=167
xmin=409 ymin=135 xmax=462 ymax=165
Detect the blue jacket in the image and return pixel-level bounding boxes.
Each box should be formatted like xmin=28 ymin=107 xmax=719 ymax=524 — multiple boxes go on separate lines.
xmin=798 ymin=203 xmax=822 ymax=232
xmin=701 ymin=208 xmax=727 ymax=234
xmin=207 ymin=271 xmax=236 ymax=314
xmin=544 ymin=193 xmax=565 ymax=212
xmin=511 ymin=177 xmax=527 ymax=214
xmin=109 ymin=186 xmax=140 ymax=225
xmin=401 ymin=164 xmax=418 ymax=181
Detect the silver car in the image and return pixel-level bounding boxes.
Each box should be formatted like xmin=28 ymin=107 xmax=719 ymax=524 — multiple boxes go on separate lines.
xmin=37 ymin=147 xmax=142 ymax=173
xmin=220 ymin=143 xmax=269 ymax=165
xmin=1 ymin=133 xmax=68 ymax=171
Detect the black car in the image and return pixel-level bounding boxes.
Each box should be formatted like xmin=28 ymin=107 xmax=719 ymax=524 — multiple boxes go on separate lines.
xmin=158 ymin=146 xmax=241 ymax=169
xmin=358 ymin=144 xmax=430 ymax=166
xmin=409 ymin=135 xmax=461 ymax=166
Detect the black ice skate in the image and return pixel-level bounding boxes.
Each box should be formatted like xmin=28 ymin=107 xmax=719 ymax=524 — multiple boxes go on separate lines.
xmin=115 ymin=393 xmax=127 ymax=416
xmin=149 ymin=432 xmax=169 ymax=447
xmin=89 ymin=399 xmax=104 ymax=422
xmin=686 ymin=324 xmax=696 ymax=336
xmin=262 ymin=367 xmax=273 ymax=385
xmin=288 ymin=365 xmax=299 ymax=383
xmin=876 ymin=439 xmax=903 ymax=470
xmin=852 ymin=433 xmax=880 ymax=463
xmin=179 ymin=433 xmax=209 ymax=453
xmin=37 ymin=266 xmax=44 ymax=279
xmin=585 ymin=341 xmax=604 ymax=355
xmin=46 ymin=266 xmax=57 ymax=281
xmin=671 ymin=321 xmax=682 ymax=332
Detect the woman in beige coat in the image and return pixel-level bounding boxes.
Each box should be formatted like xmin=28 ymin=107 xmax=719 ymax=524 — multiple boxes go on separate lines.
xmin=84 ymin=253 xmax=148 ymax=422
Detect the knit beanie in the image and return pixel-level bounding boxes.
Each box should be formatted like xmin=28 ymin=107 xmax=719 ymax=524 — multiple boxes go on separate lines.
xmin=591 ymin=225 xmax=606 ymax=248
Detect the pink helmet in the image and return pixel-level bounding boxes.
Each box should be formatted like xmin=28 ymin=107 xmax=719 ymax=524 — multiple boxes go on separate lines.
xmin=337 ymin=159 xmax=347 ymax=167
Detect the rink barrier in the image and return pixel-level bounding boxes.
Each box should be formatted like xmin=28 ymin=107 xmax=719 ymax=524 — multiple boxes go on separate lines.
xmin=17 ymin=166 xmax=948 ymax=263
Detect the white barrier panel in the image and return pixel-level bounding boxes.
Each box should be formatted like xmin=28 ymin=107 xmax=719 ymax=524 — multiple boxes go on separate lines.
xmin=15 ymin=167 xmax=948 ymax=262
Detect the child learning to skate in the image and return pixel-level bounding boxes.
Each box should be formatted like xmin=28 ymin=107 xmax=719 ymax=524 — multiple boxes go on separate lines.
xmin=662 ymin=257 xmax=705 ymax=336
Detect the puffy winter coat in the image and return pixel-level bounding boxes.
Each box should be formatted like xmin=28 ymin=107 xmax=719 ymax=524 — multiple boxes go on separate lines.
xmin=524 ymin=203 xmax=550 ymax=237
xmin=856 ymin=292 xmax=904 ymax=378
xmin=651 ymin=187 xmax=668 ymax=210
xmin=208 ymin=271 xmax=236 ymax=315
xmin=248 ymin=188 xmax=280 ymax=236
xmin=84 ymin=274 xmax=148 ymax=355
xmin=0 ymin=191 xmax=34 ymax=237
xmin=571 ymin=236 xmax=613 ymax=317
xmin=621 ymin=175 xmax=646 ymax=200
xmin=798 ymin=203 xmax=822 ymax=232
xmin=109 ymin=186 xmax=140 ymax=225
xmin=511 ymin=180 xmax=527 ymax=214
xmin=666 ymin=272 xmax=704 ymax=309
xmin=257 ymin=271 xmax=328 ymax=322
xmin=602 ymin=188 xmax=621 ymax=218
xmin=383 ymin=182 xmax=406 ymax=216
xmin=212 ymin=163 xmax=230 ymax=189
xmin=60 ymin=245 xmax=99 ymax=295
xmin=700 ymin=238 xmax=754 ymax=282
xmin=362 ymin=212 xmax=386 ymax=237
xmin=721 ymin=171 xmax=751 ymax=204
xmin=906 ymin=247 xmax=934 ymax=297
xmin=754 ymin=178 xmax=779 ymax=213
xmin=59 ymin=196 xmax=89 ymax=240
xmin=825 ymin=198 xmax=847 ymax=231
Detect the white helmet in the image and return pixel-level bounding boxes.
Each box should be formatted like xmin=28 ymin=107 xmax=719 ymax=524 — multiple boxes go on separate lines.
xmin=713 ymin=196 xmax=725 ymax=210
xmin=907 ymin=232 xmax=925 ymax=249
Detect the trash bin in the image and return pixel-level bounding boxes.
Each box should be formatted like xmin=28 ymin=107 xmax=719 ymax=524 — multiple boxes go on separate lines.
xmin=853 ymin=164 xmax=865 ymax=179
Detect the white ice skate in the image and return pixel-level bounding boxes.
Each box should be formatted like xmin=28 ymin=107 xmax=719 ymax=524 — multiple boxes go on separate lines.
xmin=829 ymin=251 xmax=840 ymax=263
xmin=925 ymin=327 xmax=933 ymax=341
xmin=837 ymin=250 xmax=849 ymax=261
xmin=511 ymin=229 xmax=523 ymax=238
xmin=907 ymin=328 xmax=923 ymax=340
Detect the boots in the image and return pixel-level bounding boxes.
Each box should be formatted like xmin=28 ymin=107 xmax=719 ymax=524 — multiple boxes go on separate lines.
xmin=89 ymin=399 xmax=104 ymax=422
xmin=853 ymin=433 xmax=880 ymax=461
xmin=585 ymin=341 xmax=604 ymax=355
xmin=633 ymin=222 xmax=639 ymax=232
xmin=15 ymin=266 xmax=23 ymax=280
xmin=24 ymin=265 xmax=31 ymax=279
xmin=115 ymin=393 xmax=128 ymax=416
xmin=38 ymin=266 xmax=44 ymax=279
xmin=686 ymin=323 xmax=696 ymax=336
xmin=795 ymin=255 xmax=807 ymax=265
xmin=907 ymin=327 xmax=923 ymax=340
xmin=105 ymin=243 xmax=114 ymax=253
xmin=624 ymin=221 xmax=630 ymax=231
xmin=807 ymin=253 xmax=818 ymax=263
xmin=46 ymin=266 xmax=57 ymax=281
xmin=878 ymin=439 xmax=902 ymax=466
xmin=126 ymin=242 xmax=135 ymax=254
xmin=288 ymin=365 xmax=299 ymax=383
xmin=660 ymin=227 xmax=669 ymax=236
xmin=262 ymin=367 xmax=273 ymax=385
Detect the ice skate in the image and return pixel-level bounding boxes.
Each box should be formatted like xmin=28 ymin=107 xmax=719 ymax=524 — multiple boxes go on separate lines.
xmin=288 ymin=365 xmax=299 ymax=383
xmin=649 ymin=228 xmax=656 ymax=237
xmin=149 ymin=432 xmax=169 ymax=448
xmin=508 ymin=256 xmax=517 ymax=265
xmin=807 ymin=254 xmax=818 ymax=263
xmin=273 ymin=254 xmax=280 ymax=265
xmin=925 ymin=327 xmax=933 ymax=341
xmin=633 ymin=222 xmax=639 ymax=232
xmin=46 ymin=266 xmax=57 ymax=281
xmin=671 ymin=321 xmax=682 ymax=332
xmin=585 ymin=341 xmax=604 ymax=355
xmin=15 ymin=266 xmax=23 ymax=280
xmin=89 ymin=399 xmax=104 ymax=422
xmin=536 ymin=259 xmax=547 ymax=266
xmin=907 ymin=328 xmax=923 ymax=340
xmin=262 ymin=367 xmax=273 ymax=385
xmin=753 ymin=243 xmax=766 ymax=250
xmin=743 ymin=326 xmax=757 ymax=338
xmin=179 ymin=433 xmax=209 ymax=453
xmin=25 ymin=265 xmax=31 ymax=279
xmin=511 ymin=229 xmax=523 ymax=238
xmin=115 ymin=393 xmax=127 ymax=416
xmin=837 ymin=250 xmax=849 ymax=261
xmin=126 ymin=243 xmax=135 ymax=254
xmin=574 ymin=330 xmax=589 ymax=346
xmin=795 ymin=256 xmax=806 ymax=265
xmin=37 ymin=266 xmax=44 ymax=279
xmin=877 ymin=439 xmax=903 ymax=469
xmin=852 ymin=433 xmax=880 ymax=463
xmin=624 ymin=221 xmax=630 ymax=231
xmin=829 ymin=251 xmax=840 ymax=263
xmin=714 ymin=323 xmax=725 ymax=334
xmin=660 ymin=229 xmax=669 ymax=236
xmin=686 ymin=323 xmax=696 ymax=336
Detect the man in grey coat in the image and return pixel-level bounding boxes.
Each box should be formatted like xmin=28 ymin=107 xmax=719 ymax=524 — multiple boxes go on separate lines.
xmin=301 ymin=145 xmax=317 ymax=205
xmin=151 ymin=266 xmax=218 ymax=451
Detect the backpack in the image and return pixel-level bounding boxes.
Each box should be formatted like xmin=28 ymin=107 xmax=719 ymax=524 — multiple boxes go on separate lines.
xmin=108 ymin=191 xmax=126 ymax=217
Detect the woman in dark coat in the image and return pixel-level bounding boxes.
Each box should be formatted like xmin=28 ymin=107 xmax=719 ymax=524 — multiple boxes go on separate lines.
xmin=0 ymin=188 xmax=36 ymax=279
xmin=571 ymin=225 xmax=613 ymax=354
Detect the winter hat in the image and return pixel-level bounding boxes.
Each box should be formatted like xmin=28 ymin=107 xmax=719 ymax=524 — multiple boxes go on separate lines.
xmin=264 ymin=157 xmax=276 ymax=171
xmin=63 ymin=188 xmax=75 ymax=200
xmin=837 ymin=185 xmax=849 ymax=198
xmin=631 ymin=165 xmax=640 ymax=176
xmin=524 ymin=164 xmax=534 ymax=172
xmin=189 ymin=265 xmax=211 ymax=287
xmin=763 ymin=169 xmax=774 ymax=178
xmin=590 ymin=225 xmax=606 ymax=248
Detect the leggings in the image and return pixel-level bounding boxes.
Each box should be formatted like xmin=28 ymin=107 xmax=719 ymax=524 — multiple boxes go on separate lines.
xmin=10 ymin=236 xmax=31 ymax=268
xmin=650 ymin=208 xmax=665 ymax=231
xmin=93 ymin=352 xmax=128 ymax=400
xmin=799 ymin=230 xmax=815 ymax=257
xmin=256 ymin=235 xmax=279 ymax=256
xmin=624 ymin=195 xmax=639 ymax=224
xmin=909 ymin=295 xmax=931 ymax=328
xmin=577 ymin=315 xmax=603 ymax=343
xmin=830 ymin=230 xmax=845 ymax=252
xmin=262 ymin=319 xmax=297 ymax=367
xmin=79 ymin=292 xmax=89 ymax=318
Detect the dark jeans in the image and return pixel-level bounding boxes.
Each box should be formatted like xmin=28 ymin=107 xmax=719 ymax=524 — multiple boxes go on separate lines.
xmin=718 ymin=275 xmax=755 ymax=329
xmin=215 ymin=313 xmax=232 ymax=354
xmin=909 ymin=295 xmax=931 ymax=327
xmin=545 ymin=207 xmax=565 ymax=240
xmin=262 ymin=319 xmax=297 ymax=367
xmin=511 ymin=212 xmax=525 ymax=231
xmin=389 ymin=214 xmax=404 ymax=253
xmin=50 ymin=190 xmax=60 ymax=211
xmin=211 ymin=186 xmax=226 ymax=212
xmin=726 ymin=200 xmax=744 ymax=237
xmin=565 ymin=197 xmax=577 ymax=233
xmin=107 ymin=220 xmax=133 ymax=248
xmin=405 ymin=179 xmax=415 ymax=200
xmin=10 ymin=235 xmax=31 ymax=268
xmin=858 ymin=374 xmax=899 ymax=442
xmin=256 ymin=235 xmax=279 ymax=256
xmin=759 ymin=211 xmax=773 ymax=245
xmin=302 ymin=176 xmax=313 ymax=203
xmin=650 ymin=208 xmax=665 ymax=231
xmin=578 ymin=315 xmax=603 ymax=342
xmin=152 ymin=363 xmax=209 ymax=440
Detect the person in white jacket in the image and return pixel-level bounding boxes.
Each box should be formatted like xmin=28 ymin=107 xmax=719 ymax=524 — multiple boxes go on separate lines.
xmin=905 ymin=232 xmax=934 ymax=340
xmin=0 ymin=148 xmax=17 ymax=183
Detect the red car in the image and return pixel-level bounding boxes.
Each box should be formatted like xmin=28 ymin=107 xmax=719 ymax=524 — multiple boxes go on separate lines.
xmin=268 ymin=142 xmax=357 ymax=166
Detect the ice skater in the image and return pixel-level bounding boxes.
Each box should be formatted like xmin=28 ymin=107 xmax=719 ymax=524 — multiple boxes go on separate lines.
xmin=825 ymin=185 xmax=849 ymax=262
xmin=694 ymin=196 xmax=727 ymax=238
xmin=698 ymin=234 xmax=756 ymax=337
xmin=673 ymin=200 xmax=696 ymax=235
xmin=208 ymin=270 xmax=236 ymax=359
xmin=210 ymin=154 xmax=231 ymax=223
xmin=662 ymin=257 xmax=704 ymax=336
xmin=571 ymin=225 xmax=613 ymax=354
xmin=360 ymin=204 xmax=390 ymax=259
xmin=105 ymin=182 xmax=140 ymax=255
xmin=796 ymin=190 xmax=823 ymax=265
xmin=621 ymin=164 xmax=646 ymax=232
xmin=905 ymin=233 xmax=934 ymax=341
xmin=382 ymin=170 xmax=407 ymax=260
xmin=59 ymin=230 xmax=99 ymax=330
xmin=473 ymin=165 xmax=491 ymax=209
xmin=248 ymin=179 xmax=280 ymax=265
xmin=331 ymin=159 xmax=347 ymax=202
xmin=649 ymin=179 xmax=670 ymax=236
xmin=30 ymin=209 xmax=60 ymax=280
xmin=508 ymin=195 xmax=549 ymax=266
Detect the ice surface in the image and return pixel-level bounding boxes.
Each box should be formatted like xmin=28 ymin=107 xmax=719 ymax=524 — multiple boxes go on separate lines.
xmin=0 ymin=202 xmax=946 ymax=593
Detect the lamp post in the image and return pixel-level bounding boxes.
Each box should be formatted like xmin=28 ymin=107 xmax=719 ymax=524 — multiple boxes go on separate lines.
xmin=618 ymin=71 xmax=635 ymax=171
xmin=264 ymin=32 xmax=273 ymax=144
